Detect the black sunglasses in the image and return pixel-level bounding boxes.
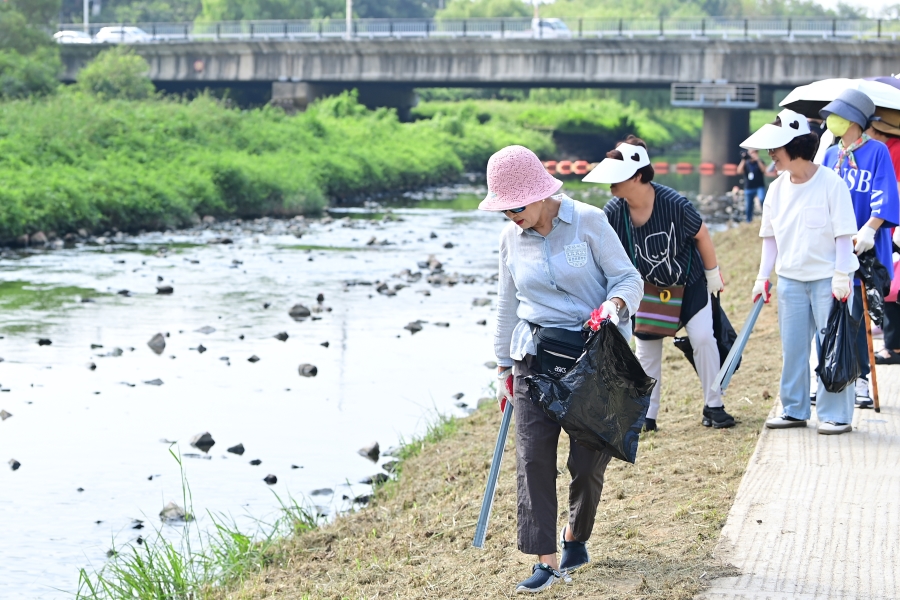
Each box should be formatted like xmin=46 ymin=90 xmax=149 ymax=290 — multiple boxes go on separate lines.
xmin=504 ymin=206 xmax=527 ymax=214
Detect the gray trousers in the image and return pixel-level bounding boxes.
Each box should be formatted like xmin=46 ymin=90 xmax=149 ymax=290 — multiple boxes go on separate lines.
xmin=513 ymin=355 xmax=613 ymax=556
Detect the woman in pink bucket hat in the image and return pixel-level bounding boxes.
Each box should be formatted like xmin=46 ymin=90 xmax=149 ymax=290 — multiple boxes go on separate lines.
xmin=483 ymin=145 xmax=643 ymax=593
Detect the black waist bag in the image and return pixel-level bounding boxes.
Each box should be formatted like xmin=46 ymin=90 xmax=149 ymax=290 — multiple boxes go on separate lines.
xmin=531 ymin=324 xmax=587 ymax=379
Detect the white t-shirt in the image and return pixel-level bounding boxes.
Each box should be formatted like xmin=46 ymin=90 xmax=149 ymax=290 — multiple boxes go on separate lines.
xmin=759 ymin=166 xmax=858 ymax=282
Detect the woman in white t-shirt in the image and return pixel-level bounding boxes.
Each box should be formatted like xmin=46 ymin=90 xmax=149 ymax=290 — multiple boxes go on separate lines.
xmin=742 ymin=109 xmax=859 ymax=435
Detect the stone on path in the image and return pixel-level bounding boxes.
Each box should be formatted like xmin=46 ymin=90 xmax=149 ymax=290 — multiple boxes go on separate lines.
xmin=263 ymin=474 xmax=277 ymax=485
xmin=310 ymin=488 xmax=333 ymax=496
xmin=189 ymin=432 xmax=215 ymax=453
xmin=159 ymin=501 xmax=186 ymax=522
xmin=289 ymin=304 xmax=311 ymax=320
xmin=144 ymin=378 xmax=164 ymax=386
xmin=37 ymin=339 xmax=52 ymax=346
xmin=195 ymin=326 xmax=216 ymax=335
xmin=472 ymin=298 xmax=492 ymax=307
xmin=404 ymin=321 xmax=423 ymax=335
xmin=320 ymin=341 xmax=330 ymax=348
xmin=248 ymin=355 xmax=260 ymax=363
xmin=87 ymin=362 xmax=96 ymax=370
xmin=274 ymin=332 xmax=289 ymax=342
xmin=452 ymin=392 xmax=464 ymax=400
xmin=477 ymin=319 xmax=487 ymax=326
xmin=156 ymin=285 xmax=174 ymax=295
xmin=0 ymin=410 xmax=11 ymax=421
xmin=298 ymin=363 xmax=317 ymax=377
xmin=9 ymin=459 xmax=20 ymax=471
xmin=226 ymin=443 xmax=245 ymax=455
xmin=147 ymin=333 xmax=166 ymax=355
xmin=358 ymin=442 xmax=380 ymax=462
xmin=249 ymin=459 xmax=262 ymax=465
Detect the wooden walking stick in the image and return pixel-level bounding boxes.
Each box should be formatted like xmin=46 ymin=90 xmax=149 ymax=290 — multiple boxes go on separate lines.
xmin=859 ymin=282 xmax=881 ymax=412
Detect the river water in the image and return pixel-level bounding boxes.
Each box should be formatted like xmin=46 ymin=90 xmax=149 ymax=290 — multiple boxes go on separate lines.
xmin=0 ymin=174 xmax=721 ymax=598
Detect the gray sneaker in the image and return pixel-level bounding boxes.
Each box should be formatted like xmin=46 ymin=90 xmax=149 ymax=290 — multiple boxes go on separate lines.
xmin=765 ymin=415 xmax=807 ymax=429
xmin=515 ymin=563 xmax=562 ymax=594
xmin=817 ymin=421 xmax=852 ymax=435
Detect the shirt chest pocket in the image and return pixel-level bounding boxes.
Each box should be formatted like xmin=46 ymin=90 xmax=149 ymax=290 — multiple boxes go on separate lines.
xmin=563 ymin=242 xmax=588 ymax=268
xmin=804 ymin=207 xmax=827 ymax=229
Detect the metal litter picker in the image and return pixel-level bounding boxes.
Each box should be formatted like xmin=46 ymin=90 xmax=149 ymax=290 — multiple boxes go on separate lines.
xmin=712 ymin=296 xmax=766 ymax=393
xmin=859 ymin=282 xmax=882 ymax=412
xmin=472 ymin=401 xmax=513 ymax=549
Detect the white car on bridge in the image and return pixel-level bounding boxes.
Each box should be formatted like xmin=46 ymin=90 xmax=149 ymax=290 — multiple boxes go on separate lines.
xmin=53 ymin=30 xmax=93 ymax=44
xmin=532 ymin=19 xmax=573 ymax=39
xmin=95 ymin=26 xmax=153 ymax=44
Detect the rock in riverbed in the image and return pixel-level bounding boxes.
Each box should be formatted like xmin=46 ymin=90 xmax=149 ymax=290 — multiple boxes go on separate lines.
xmin=298 ymin=363 xmax=317 ymax=377
xmin=249 ymin=459 xmax=262 ymax=466
xmin=227 ymin=443 xmax=245 ymax=455
xmin=159 ymin=501 xmax=186 ymax=522
xmin=360 ymin=473 xmax=389 ymax=486
xmin=310 ymin=488 xmax=333 ymax=496
xmin=288 ymin=304 xmax=311 ymax=320
xmin=144 ymin=378 xmax=164 ymax=386
xmin=190 ymin=432 xmax=215 ymax=453
xmin=37 ymin=339 xmax=52 ymax=346
xmin=156 ymin=285 xmax=174 ymax=295
xmin=195 ymin=326 xmax=216 ymax=335
xmin=263 ymin=474 xmax=278 ymax=485
xmin=358 ymin=442 xmax=380 ymax=462
xmin=248 ymin=355 xmax=260 ymax=363
xmin=274 ymin=332 xmax=289 ymax=342
xmin=9 ymin=459 xmax=20 ymax=471
xmin=404 ymin=321 xmax=423 ymax=334
xmin=0 ymin=410 xmax=11 ymax=421
xmin=147 ymin=333 xmax=166 ymax=355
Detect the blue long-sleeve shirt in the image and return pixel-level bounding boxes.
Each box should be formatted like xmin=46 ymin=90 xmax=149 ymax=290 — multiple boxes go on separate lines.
xmin=494 ymin=195 xmax=644 ymax=367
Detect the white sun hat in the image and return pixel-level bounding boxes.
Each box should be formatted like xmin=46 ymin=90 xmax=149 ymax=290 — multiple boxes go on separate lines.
xmin=741 ymin=108 xmax=811 ymax=150
xmin=582 ymin=143 xmax=651 ymax=184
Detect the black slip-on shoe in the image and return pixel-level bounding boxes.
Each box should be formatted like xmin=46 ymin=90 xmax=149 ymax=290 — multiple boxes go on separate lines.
xmin=702 ymin=405 xmax=735 ymax=429
xmin=559 ymin=526 xmax=589 ymax=572
xmin=642 ymin=418 xmax=658 ymax=432
xmin=515 ymin=563 xmax=562 ymax=594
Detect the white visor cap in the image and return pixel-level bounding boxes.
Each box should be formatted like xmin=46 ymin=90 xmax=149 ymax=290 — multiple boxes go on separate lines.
xmin=582 ymin=143 xmax=651 ymax=184
xmin=741 ymin=109 xmax=811 ymax=150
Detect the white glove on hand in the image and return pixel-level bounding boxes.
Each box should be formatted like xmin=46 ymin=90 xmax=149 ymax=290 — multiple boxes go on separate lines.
xmin=832 ymin=271 xmax=852 ymax=301
xmin=587 ymin=300 xmax=620 ymax=330
xmin=497 ymin=368 xmax=513 ymax=412
xmin=854 ymin=225 xmax=876 ymax=255
xmin=704 ymin=266 xmax=724 ymax=295
xmin=751 ymin=278 xmax=771 ymax=303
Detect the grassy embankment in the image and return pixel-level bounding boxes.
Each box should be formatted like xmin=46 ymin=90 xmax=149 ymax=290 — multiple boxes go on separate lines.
xmin=0 ymin=91 xmax=552 ymax=243
xmin=213 ymin=223 xmax=781 ymax=600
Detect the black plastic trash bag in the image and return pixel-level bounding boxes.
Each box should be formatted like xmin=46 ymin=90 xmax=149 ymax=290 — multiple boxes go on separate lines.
xmin=857 ymin=250 xmax=890 ymax=327
xmin=816 ymin=298 xmax=861 ymax=394
xmin=674 ymin=293 xmax=740 ymax=374
xmin=525 ymin=322 xmax=655 ymax=464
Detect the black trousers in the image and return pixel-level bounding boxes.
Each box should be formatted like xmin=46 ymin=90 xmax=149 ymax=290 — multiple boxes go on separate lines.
xmin=512 ymin=354 xmax=613 ymax=556
xmin=883 ymin=300 xmax=900 ymax=350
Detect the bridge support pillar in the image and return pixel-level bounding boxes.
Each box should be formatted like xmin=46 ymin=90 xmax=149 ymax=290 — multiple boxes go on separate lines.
xmin=700 ymin=108 xmax=750 ymax=197
xmin=271 ymin=82 xmax=418 ymax=121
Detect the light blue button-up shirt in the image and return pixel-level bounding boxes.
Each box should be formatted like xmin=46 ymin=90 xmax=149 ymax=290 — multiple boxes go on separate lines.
xmin=495 ymin=195 xmax=644 ymax=367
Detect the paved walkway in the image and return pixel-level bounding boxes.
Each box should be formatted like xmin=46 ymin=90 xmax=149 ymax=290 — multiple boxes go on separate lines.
xmin=699 ymin=354 xmax=900 ymax=600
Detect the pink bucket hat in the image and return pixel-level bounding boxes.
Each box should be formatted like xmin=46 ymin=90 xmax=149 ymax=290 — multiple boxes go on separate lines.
xmin=478 ymin=145 xmax=563 ymax=211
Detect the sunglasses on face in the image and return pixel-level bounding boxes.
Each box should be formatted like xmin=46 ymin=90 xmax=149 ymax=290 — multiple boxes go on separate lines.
xmin=504 ymin=206 xmax=527 ymax=214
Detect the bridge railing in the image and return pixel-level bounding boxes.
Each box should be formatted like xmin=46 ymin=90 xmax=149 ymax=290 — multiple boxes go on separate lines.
xmin=55 ymin=17 xmax=900 ymax=42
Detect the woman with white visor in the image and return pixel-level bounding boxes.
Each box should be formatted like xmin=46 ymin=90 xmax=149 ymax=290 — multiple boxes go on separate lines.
xmin=743 ymin=109 xmax=859 ymax=434
xmin=585 ymin=135 xmax=734 ymax=431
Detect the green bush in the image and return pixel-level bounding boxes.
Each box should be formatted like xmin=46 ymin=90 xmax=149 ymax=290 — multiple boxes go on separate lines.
xmin=0 ymin=47 xmax=60 ymax=99
xmin=0 ymin=90 xmax=552 ymax=242
xmin=76 ymin=47 xmax=156 ymax=101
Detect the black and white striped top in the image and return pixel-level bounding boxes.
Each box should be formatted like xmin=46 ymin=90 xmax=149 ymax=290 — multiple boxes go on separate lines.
xmin=603 ymin=183 xmax=704 ymax=288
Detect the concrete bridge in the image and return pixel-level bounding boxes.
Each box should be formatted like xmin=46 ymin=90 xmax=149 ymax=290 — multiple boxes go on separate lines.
xmin=59 ymin=34 xmax=900 ymax=194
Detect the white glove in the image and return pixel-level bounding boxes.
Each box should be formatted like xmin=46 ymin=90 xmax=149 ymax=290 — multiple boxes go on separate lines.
xmin=587 ymin=300 xmax=620 ymax=330
xmin=832 ymin=271 xmax=852 ymax=301
xmin=704 ymin=266 xmax=724 ymax=295
xmin=751 ymin=278 xmax=771 ymax=304
xmin=854 ymin=225 xmax=876 ymax=255
xmin=497 ymin=368 xmax=513 ymax=412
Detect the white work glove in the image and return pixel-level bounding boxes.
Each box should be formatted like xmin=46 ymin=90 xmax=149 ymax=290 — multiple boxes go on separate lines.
xmin=704 ymin=266 xmax=725 ymax=295
xmin=751 ymin=278 xmax=771 ymax=304
xmin=832 ymin=271 xmax=852 ymax=301
xmin=854 ymin=225 xmax=876 ymax=255
xmin=587 ymin=300 xmax=620 ymax=330
xmin=497 ymin=368 xmax=513 ymax=413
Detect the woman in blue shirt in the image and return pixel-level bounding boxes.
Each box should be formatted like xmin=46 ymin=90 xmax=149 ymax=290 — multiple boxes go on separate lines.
xmin=483 ymin=145 xmax=643 ymax=594
xmin=821 ymin=89 xmax=900 ymax=408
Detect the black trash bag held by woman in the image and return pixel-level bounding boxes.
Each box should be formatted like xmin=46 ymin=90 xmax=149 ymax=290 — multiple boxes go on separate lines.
xmin=673 ymin=293 xmax=740 ymax=373
xmin=525 ymin=322 xmax=655 ymax=464
xmin=815 ymin=298 xmax=862 ymax=393
xmin=857 ymin=249 xmax=890 ymax=327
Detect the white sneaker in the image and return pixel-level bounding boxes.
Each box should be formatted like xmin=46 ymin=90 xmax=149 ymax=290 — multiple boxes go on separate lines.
xmin=765 ymin=416 xmax=807 ymax=429
xmin=855 ymin=378 xmax=873 ymax=409
xmin=817 ymin=421 xmax=852 ymax=435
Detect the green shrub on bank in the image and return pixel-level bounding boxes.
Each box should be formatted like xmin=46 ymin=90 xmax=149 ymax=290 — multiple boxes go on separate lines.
xmin=76 ymin=47 xmax=156 ymax=101
xmin=413 ymin=98 xmax=704 ymax=150
xmin=0 ymin=90 xmax=552 ymax=242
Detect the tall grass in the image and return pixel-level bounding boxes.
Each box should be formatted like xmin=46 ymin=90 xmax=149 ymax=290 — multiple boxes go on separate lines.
xmin=75 ymin=448 xmax=319 ymax=600
xmin=0 ymin=90 xmax=553 ymax=242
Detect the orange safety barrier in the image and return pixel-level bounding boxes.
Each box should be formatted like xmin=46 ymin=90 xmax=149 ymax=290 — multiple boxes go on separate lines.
xmin=556 ymin=160 xmax=573 ymax=176
xmin=573 ymin=160 xmax=589 ymax=176
xmin=674 ymin=162 xmax=693 ymax=175
xmin=699 ymin=162 xmax=716 ymax=176
xmin=543 ymin=160 xmax=557 ymax=175
xmin=653 ymin=161 xmax=669 ymax=175
xmin=722 ymin=163 xmax=738 ymax=176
